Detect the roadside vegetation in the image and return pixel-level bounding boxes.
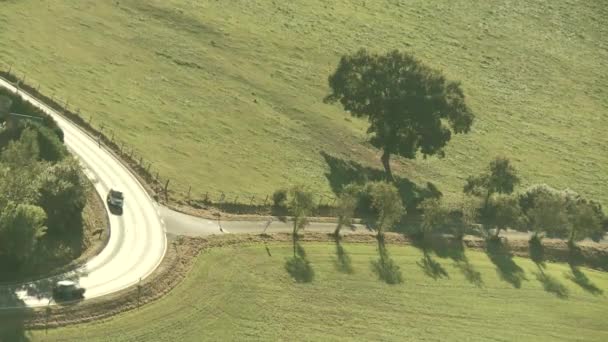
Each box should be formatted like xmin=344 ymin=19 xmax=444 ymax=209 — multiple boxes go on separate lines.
xmin=0 ymin=0 xmax=605 ymax=207
xmin=0 ymin=90 xmax=98 ymax=282
xmin=35 ymin=241 xmax=608 ymax=341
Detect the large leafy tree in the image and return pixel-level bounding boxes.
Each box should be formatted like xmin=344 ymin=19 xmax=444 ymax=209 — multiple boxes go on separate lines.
xmin=325 ymin=49 xmax=474 ymax=181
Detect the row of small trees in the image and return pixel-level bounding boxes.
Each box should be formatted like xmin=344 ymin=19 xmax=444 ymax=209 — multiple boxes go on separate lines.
xmin=0 ymin=94 xmax=87 ymax=270
xmin=276 ymin=157 xmax=606 ymax=248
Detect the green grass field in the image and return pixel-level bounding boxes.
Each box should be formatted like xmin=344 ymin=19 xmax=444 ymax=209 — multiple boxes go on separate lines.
xmin=0 ymin=0 xmax=606 ymax=205
xmin=33 ymin=242 xmax=608 ymax=341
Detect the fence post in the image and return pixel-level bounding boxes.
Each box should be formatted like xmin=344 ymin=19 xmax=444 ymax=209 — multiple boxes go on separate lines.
xmin=204 ymin=192 xmax=209 ymax=203
xmin=164 ymin=179 xmax=170 ymax=201
xmin=37 ymin=83 xmax=40 ymax=93
xmin=219 ymin=192 xmax=225 ymax=202
xmin=234 ymin=195 xmax=239 ymax=205
xmin=250 ymin=195 xmax=255 ymax=206
xmin=187 ymin=185 xmax=192 ymax=202
xmin=155 ymin=171 xmax=159 ymax=182
xmin=263 ymin=194 xmax=269 ymax=206
xmin=110 ymin=130 xmax=115 ymax=142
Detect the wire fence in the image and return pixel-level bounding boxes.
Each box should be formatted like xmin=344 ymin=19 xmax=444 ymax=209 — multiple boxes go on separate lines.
xmin=0 ymin=64 xmax=339 ymax=216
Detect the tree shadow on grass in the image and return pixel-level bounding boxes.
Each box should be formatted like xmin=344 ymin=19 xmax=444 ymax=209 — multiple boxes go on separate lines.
xmin=334 ymin=237 xmax=354 ymax=274
xmin=285 ymin=237 xmax=314 ymax=283
xmin=528 ymin=235 xmax=545 ymax=268
xmin=417 ymin=250 xmax=449 ymax=280
xmin=320 ymin=152 xmax=441 ymax=213
xmin=412 ymin=236 xmax=484 ymax=286
xmin=534 ymin=266 xmax=569 ymax=299
xmin=371 ymin=235 xmax=403 ymax=284
xmin=566 ymin=265 xmax=603 ymax=296
xmin=485 ymin=238 xmax=527 ymax=288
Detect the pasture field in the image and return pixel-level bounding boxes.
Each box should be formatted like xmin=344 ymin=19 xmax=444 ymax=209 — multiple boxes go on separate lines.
xmin=0 ymin=0 xmax=606 ymax=204
xmin=33 ymin=242 xmax=608 ymax=341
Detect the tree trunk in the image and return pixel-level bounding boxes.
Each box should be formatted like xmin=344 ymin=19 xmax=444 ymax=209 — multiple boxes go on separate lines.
xmin=334 ymin=217 xmax=343 ymax=237
xmin=569 ymin=228 xmax=576 ymax=246
xmin=494 ymin=227 xmax=501 ymax=238
xmin=381 ymin=150 xmax=394 ymax=182
xmin=293 ymin=217 xmax=298 ymax=257
xmin=483 ymin=190 xmax=492 ymax=213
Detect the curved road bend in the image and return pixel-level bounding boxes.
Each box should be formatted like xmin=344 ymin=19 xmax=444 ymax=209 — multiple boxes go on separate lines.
xmin=0 ymin=79 xmax=167 ymax=308
xmin=1 ymin=78 xmax=604 ymax=307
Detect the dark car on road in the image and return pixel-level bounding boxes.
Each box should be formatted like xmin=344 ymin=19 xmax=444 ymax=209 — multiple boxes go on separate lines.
xmin=52 ymin=280 xmax=85 ymax=301
xmin=107 ymin=188 xmax=124 ymax=212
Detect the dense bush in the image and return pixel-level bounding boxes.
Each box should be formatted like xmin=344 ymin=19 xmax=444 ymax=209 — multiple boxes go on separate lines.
xmin=0 ymin=90 xmax=86 ymax=270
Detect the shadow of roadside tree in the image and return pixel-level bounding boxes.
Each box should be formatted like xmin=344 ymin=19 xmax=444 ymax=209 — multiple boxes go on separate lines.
xmin=485 ymin=238 xmax=527 ymax=288
xmin=528 ymin=235 xmax=545 ymax=268
xmin=371 ymin=235 xmax=403 ymax=284
xmin=285 ymin=238 xmax=314 ymax=283
xmin=566 ymin=265 xmax=603 ymax=296
xmin=334 ymin=237 xmax=353 ymax=274
xmin=412 ymin=236 xmax=484 ymax=286
xmin=534 ymin=267 xmax=569 ymax=299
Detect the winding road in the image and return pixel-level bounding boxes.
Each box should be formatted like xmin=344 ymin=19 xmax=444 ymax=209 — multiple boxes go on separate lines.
xmin=0 ymin=78 xmax=367 ymax=310
xmin=0 ymin=77 xmax=604 ymax=310
xmin=0 ymin=78 xmax=166 ymax=308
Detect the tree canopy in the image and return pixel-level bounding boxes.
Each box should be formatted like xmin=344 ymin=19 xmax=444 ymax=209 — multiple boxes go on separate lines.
xmin=0 ymin=103 xmax=86 ymax=270
xmin=365 ymin=181 xmax=404 ymax=235
xmin=464 ymin=157 xmax=520 ymax=212
xmin=325 ymin=49 xmax=474 ymax=180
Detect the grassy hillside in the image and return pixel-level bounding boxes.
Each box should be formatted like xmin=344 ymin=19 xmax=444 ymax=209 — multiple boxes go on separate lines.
xmin=0 ymin=0 xmax=606 ymax=205
xmin=34 ymin=242 xmax=608 ymax=341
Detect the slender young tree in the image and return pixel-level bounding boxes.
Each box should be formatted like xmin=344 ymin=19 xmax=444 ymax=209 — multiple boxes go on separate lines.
xmin=366 ymin=181 xmax=404 ymax=236
xmin=334 ymin=184 xmax=361 ymax=237
xmin=464 ymin=157 xmax=520 ymax=214
xmin=286 ymin=186 xmax=315 ymax=256
xmin=325 ymin=49 xmax=474 ymax=181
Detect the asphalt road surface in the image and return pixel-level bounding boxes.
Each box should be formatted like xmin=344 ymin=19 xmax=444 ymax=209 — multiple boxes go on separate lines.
xmin=0 ymin=79 xmax=166 ymax=308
